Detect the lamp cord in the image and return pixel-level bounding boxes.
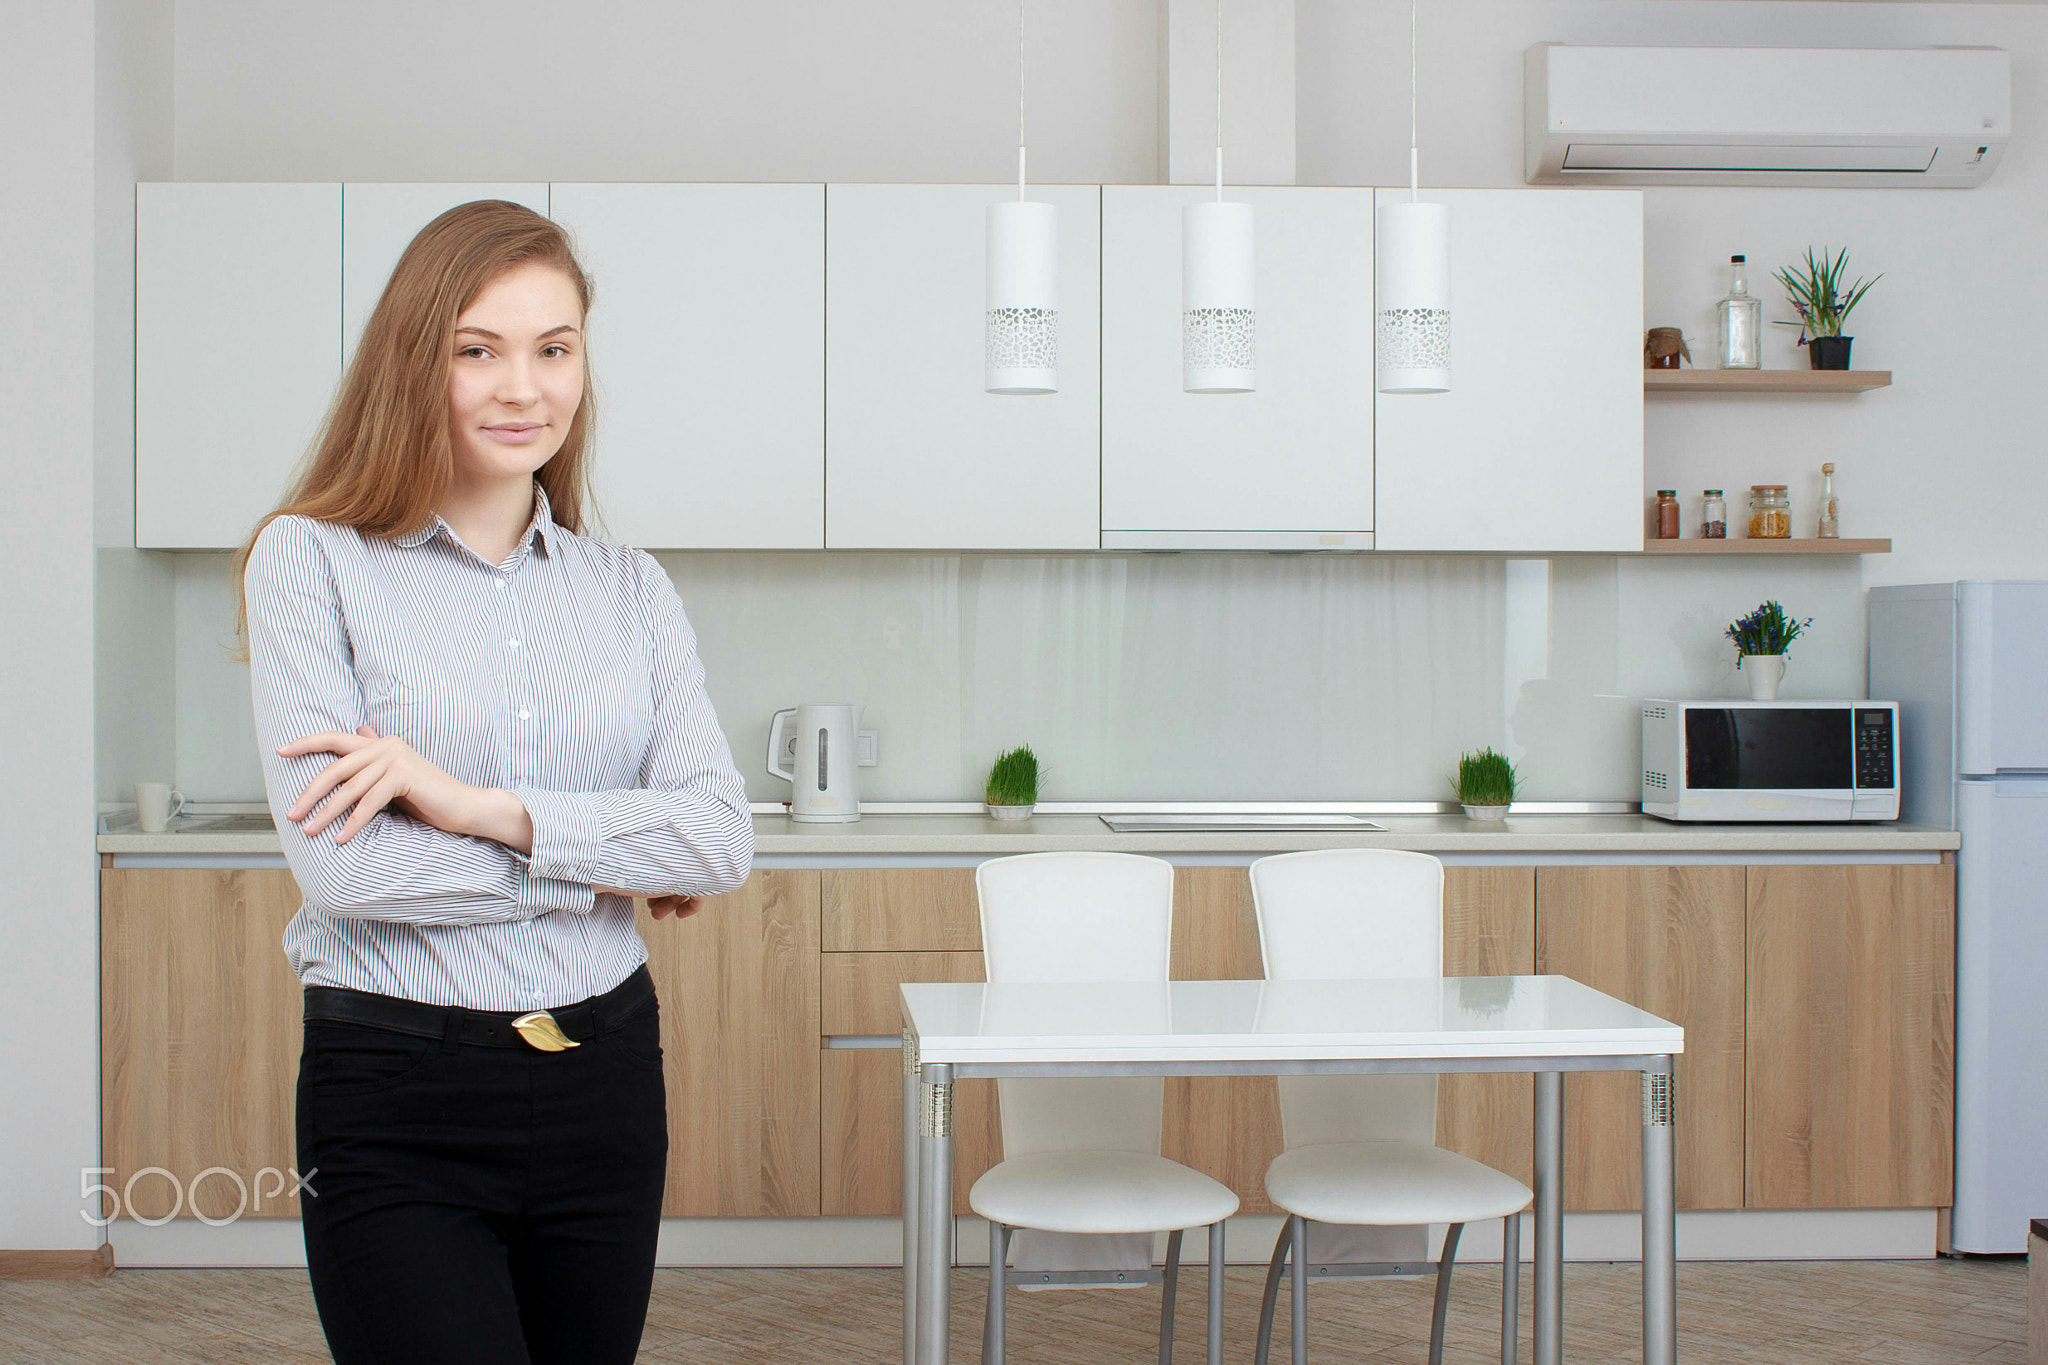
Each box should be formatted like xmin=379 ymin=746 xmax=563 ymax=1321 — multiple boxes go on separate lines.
xmin=1409 ymin=0 xmax=1419 ymax=201
xmin=1018 ymin=0 xmax=1026 ymax=200
xmin=1215 ymin=0 xmax=1224 ymax=201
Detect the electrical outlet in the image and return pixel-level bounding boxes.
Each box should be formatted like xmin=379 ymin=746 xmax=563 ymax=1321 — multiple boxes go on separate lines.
xmin=858 ymin=730 xmax=879 ymax=767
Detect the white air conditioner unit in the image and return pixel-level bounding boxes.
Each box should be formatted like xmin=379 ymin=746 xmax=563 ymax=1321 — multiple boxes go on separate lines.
xmin=1525 ymin=44 xmax=2009 ymax=188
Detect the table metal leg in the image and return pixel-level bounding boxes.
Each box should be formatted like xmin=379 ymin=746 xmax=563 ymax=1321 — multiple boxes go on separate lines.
xmin=1501 ymin=1212 xmax=1520 ymax=1365
xmin=903 ymin=1029 xmax=921 ymax=1365
xmin=1533 ymin=1070 xmax=1563 ymax=1365
xmin=917 ymin=1062 xmax=955 ymax=1365
xmin=1289 ymin=1213 xmax=1307 ymax=1365
xmin=1208 ymin=1221 xmax=1225 ymax=1365
xmin=1641 ymin=1059 xmax=1677 ymax=1365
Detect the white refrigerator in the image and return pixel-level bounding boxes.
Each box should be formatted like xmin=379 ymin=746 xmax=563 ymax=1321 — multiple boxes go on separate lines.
xmin=1870 ymin=581 xmax=2048 ymax=1254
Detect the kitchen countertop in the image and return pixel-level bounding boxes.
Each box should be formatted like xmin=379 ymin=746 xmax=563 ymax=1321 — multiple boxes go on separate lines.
xmin=99 ymin=811 xmax=1961 ymax=858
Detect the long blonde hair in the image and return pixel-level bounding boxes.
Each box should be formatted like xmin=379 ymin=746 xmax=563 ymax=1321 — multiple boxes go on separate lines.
xmin=231 ymin=199 xmax=597 ymax=653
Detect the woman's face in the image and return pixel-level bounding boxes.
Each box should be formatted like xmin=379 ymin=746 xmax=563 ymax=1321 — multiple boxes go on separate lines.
xmin=446 ymin=261 xmax=585 ymax=485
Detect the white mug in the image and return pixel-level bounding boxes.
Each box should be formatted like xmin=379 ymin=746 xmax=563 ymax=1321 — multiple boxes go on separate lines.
xmin=135 ymin=782 xmax=186 ymax=834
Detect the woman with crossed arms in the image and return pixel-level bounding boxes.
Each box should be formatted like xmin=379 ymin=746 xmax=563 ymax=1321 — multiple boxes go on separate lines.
xmin=236 ymin=199 xmax=752 ymax=1364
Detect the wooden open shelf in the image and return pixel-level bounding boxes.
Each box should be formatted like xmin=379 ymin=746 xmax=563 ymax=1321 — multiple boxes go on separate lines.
xmin=1644 ymin=369 xmax=1891 ymax=394
xmin=1640 ymin=537 xmax=1891 ymax=555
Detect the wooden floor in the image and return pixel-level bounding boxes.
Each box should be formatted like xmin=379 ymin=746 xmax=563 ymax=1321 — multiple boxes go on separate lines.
xmin=0 ymin=1258 xmax=2027 ymax=1363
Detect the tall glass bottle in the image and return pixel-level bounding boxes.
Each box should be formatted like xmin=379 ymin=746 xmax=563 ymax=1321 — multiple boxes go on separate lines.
xmin=1717 ymin=254 xmax=1761 ymax=370
xmin=1818 ymin=462 xmax=1840 ymax=538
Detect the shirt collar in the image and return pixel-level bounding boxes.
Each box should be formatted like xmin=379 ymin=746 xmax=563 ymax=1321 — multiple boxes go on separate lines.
xmin=394 ymin=483 xmax=562 ymax=559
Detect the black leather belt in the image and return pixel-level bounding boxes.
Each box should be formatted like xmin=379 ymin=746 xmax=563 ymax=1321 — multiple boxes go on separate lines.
xmin=303 ymin=963 xmax=655 ymax=1052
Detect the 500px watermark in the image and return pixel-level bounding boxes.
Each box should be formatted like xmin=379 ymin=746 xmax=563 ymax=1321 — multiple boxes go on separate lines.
xmin=81 ymin=1166 xmax=317 ymax=1227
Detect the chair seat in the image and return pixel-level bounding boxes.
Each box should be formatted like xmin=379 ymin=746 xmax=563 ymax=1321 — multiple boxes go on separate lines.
xmin=1264 ymin=1141 xmax=1532 ymax=1227
xmin=969 ymin=1151 xmax=1240 ymax=1235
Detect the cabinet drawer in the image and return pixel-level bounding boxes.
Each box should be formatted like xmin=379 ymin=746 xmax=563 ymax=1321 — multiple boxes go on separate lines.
xmin=822 ymin=951 xmax=985 ymax=1036
xmin=822 ymin=868 xmax=981 ymax=952
xmin=821 ymin=1050 xmax=1000 ymax=1216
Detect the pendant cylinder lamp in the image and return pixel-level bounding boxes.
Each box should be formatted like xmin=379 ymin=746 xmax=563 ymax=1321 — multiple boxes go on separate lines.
xmin=986 ymin=193 xmax=1059 ymax=395
xmin=986 ymin=1 xmax=1057 ymax=395
xmin=1375 ymin=198 xmax=1450 ymax=394
xmin=1184 ymin=197 xmax=1255 ymax=393
xmin=1375 ymin=0 xmax=1450 ymax=395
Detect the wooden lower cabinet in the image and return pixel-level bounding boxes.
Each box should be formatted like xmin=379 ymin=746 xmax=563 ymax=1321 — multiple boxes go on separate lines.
xmin=818 ymin=949 xmax=997 ymax=1215
xmin=1436 ymin=867 xmax=1538 ymax=1188
xmin=1536 ymin=866 xmax=1746 ymax=1212
xmin=103 ymin=855 xmax=1957 ymax=1229
xmin=1745 ymin=864 xmax=1955 ymax=1210
xmin=102 ymin=868 xmax=307 ymax=1220
xmin=1160 ymin=868 xmax=1281 ymax=1214
xmin=641 ymin=869 xmax=822 ymax=1216
xmin=102 ymin=867 xmax=824 ymax=1221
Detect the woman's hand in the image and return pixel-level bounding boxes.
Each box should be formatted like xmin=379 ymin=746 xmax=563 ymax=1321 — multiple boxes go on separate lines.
xmin=279 ymin=725 xmax=518 ymax=847
xmin=648 ymin=895 xmax=705 ymax=921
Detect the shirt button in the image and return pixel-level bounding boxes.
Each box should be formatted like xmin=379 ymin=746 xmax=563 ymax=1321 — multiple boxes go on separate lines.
xmin=518 ymin=709 xmax=531 ymax=721
xmin=495 ymin=578 xmax=507 ymax=589
xmin=508 ymin=639 xmax=521 ymax=649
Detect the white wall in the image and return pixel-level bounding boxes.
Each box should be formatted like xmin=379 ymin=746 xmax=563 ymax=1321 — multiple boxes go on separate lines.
xmin=0 ymin=0 xmax=120 ymax=1254
xmin=171 ymin=0 xmax=1162 ymax=185
xmin=94 ymin=0 xmax=176 ymax=808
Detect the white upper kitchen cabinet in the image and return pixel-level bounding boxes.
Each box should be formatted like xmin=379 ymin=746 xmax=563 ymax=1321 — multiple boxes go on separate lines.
xmin=136 ymin=183 xmax=342 ymax=550
xmin=340 ymin=184 xmax=549 ymax=366
xmin=1372 ymin=188 xmax=1643 ymax=553
xmin=1101 ymin=186 xmax=1376 ymax=549
xmin=824 ymin=184 xmax=1101 ymax=551
xmin=549 ymin=184 xmax=824 ymax=549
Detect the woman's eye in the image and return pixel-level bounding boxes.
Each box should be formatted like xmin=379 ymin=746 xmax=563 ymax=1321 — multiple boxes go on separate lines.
xmin=458 ymin=345 xmax=490 ymax=359
xmin=541 ymin=344 xmax=570 ymax=359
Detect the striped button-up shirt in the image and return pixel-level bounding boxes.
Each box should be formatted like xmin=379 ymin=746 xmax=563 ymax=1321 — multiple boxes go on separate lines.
xmin=245 ymin=484 xmax=754 ymax=1011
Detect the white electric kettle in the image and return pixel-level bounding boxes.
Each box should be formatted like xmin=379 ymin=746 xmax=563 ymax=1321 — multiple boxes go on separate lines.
xmin=766 ymin=704 xmax=863 ymax=823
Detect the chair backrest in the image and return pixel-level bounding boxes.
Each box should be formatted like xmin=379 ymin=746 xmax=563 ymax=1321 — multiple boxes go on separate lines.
xmin=976 ymin=852 xmax=1175 ymax=1158
xmin=1250 ymin=849 xmax=1445 ymax=1149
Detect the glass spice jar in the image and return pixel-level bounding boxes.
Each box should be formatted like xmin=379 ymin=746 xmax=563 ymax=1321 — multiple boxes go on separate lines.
xmin=1701 ymin=489 xmax=1727 ymax=539
xmin=1748 ymin=485 xmax=1791 ymax=539
xmin=1655 ymin=490 xmax=1681 ymax=539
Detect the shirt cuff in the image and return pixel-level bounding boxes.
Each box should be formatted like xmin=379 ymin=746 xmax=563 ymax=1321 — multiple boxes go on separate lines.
xmin=518 ymin=866 xmax=596 ymax=918
xmin=512 ymin=787 xmax=603 ymax=886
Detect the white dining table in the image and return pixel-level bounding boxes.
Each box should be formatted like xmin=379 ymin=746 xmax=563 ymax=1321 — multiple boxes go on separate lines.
xmin=900 ymin=975 xmax=1684 ymax=1365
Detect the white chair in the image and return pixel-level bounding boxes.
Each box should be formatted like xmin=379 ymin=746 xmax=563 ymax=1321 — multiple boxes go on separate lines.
xmin=969 ymin=852 xmax=1240 ymax=1365
xmin=1249 ymin=849 xmax=1532 ymax=1365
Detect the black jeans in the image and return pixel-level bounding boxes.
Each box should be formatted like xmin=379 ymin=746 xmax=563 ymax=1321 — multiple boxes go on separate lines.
xmin=296 ymin=989 xmax=669 ymax=1365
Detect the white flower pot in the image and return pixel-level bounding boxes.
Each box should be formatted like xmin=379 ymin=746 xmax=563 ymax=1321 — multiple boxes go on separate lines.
xmin=1460 ymin=803 xmax=1510 ymax=822
xmin=985 ymin=802 xmax=1035 ymax=821
xmin=1744 ymin=654 xmax=1786 ymax=701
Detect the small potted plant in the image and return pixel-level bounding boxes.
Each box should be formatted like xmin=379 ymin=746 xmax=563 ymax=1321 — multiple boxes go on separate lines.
xmin=1724 ymin=599 xmax=1813 ymax=701
xmin=1772 ymin=246 xmax=1880 ymax=370
xmin=984 ymin=745 xmax=1040 ymax=821
xmin=1452 ymin=748 xmax=1518 ymax=822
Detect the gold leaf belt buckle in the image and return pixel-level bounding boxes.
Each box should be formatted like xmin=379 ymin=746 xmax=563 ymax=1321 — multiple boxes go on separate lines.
xmin=511 ymin=1010 xmax=580 ymax=1052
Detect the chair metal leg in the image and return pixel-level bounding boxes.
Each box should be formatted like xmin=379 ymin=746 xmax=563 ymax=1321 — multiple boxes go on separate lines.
xmin=1207 ymin=1221 xmax=1225 ymax=1365
xmin=984 ymin=1221 xmax=1011 ymax=1365
xmin=1501 ymin=1213 xmax=1521 ymax=1365
xmin=1254 ymin=1221 xmax=1290 ymax=1365
xmin=1428 ymin=1223 xmax=1464 ymax=1365
xmin=1289 ymin=1214 xmax=1308 ymax=1365
xmin=1159 ymin=1227 xmax=1184 ymax=1365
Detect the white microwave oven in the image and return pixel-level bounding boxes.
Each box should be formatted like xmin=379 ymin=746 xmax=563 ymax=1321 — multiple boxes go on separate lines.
xmin=1641 ymin=699 xmax=1899 ymax=822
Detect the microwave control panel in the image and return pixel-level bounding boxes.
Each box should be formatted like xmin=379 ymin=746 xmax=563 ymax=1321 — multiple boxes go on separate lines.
xmin=1854 ymin=708 xmax=1896 ymax=789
